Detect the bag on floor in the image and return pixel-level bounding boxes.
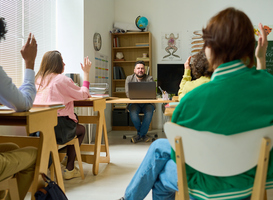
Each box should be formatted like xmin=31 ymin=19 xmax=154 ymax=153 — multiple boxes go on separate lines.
xmin=35 ymin=173 xmax=68 ymax=200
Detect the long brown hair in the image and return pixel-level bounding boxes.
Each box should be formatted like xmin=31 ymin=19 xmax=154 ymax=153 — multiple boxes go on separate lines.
xmin=35 ymin=50 xmax=63 ymax=91
xmin=202 ymin=7 xmax=255 ymax=69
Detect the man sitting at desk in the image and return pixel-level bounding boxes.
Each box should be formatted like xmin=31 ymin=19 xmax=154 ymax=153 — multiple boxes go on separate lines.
xmin=0 ymin=17 xmax=38 ymax=200
xmin=125 ymin=61 xmax=155 ymax=143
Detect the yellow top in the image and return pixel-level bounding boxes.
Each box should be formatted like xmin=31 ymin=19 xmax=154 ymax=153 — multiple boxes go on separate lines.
xmin=178 ymin=69 xmax=210 ymax=101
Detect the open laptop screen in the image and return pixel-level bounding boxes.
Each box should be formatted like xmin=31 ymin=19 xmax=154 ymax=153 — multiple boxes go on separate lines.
xmin=128 ymin=82 xmax=156 ymax=99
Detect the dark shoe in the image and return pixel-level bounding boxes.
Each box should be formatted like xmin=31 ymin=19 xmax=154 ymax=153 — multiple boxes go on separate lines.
xmin=142 ymin=135 xmax=151 ymax=142
xmin=117 ymin=198 xmax=125 ymax=200
xmin=131 ymin=135 xmax=143 ymax=143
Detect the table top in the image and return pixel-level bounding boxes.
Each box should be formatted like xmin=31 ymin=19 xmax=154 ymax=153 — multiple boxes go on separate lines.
xmin=106 ymin=98 xmax=175 ymax=104
xmin=0 ymin=105 xmax=64 ymax=116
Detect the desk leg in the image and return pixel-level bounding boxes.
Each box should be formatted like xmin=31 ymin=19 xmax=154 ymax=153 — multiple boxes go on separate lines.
xmin=103 ymin=116 xmax=110 ymax=159
xmin=26 ymin=110 xmax=64 ymax=200
xmin=92 ymin=99 xmax=110 ymax=175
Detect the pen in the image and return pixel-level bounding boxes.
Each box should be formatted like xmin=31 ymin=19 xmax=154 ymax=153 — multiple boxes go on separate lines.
xmin=158 ymin=86 xmax=164 ymax=94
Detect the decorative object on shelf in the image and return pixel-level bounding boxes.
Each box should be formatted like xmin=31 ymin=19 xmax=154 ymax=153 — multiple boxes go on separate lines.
xmin=93 ymin=32 xmax=102 ymax=51
xmin=116 ymin=52 xmax=124 ymax=59
xmin=135 ymin=16 xmax=148 ymax=31
xmin=136 ymin=57 xmax=149 ymax=61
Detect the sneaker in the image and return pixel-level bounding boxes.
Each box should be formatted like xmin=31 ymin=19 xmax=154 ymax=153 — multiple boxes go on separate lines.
xmin=63 ymin=167 xmax=81 ymax=180
xmin=131 ymin=134 xmax=143 ymax=143
xmin=117 ymin=198 xmax=125 ymax=200
xmin=61 ymin=155 xmax=68 ymax=166
xmin=142 ymin=135 xmax=151 ymax=142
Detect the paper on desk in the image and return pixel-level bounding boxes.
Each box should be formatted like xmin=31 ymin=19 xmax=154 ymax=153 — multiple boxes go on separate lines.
xmin=0 ymin=105 xmax=13 ymax=111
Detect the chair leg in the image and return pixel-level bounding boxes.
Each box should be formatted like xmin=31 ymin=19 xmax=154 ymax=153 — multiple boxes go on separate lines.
xmin=264 ymin=190 xmax=267 ymax=200
xmin=175 ymin=136 xmax=190 ymax=200
xmin=73 ymin=139 xmax=85 ymax=180
xmin=50 ymin=163 xmax=55 ymax=181
xmin=251 ymin=138 xmax=271 ymax=200
xmin=8 ymin=178 xmax=20 ymax=200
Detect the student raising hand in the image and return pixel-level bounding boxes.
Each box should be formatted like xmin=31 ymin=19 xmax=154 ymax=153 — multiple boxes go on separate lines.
xmin=81 ymin=56 xmax=92 ymax=82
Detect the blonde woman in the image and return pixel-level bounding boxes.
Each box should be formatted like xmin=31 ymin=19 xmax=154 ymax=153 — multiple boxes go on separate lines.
xmin=34 ymin=51 xmax=91 ymax=179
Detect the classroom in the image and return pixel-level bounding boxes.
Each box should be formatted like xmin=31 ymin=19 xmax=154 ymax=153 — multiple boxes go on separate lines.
xmin=0 ymin=0 xmax=273 ymax=200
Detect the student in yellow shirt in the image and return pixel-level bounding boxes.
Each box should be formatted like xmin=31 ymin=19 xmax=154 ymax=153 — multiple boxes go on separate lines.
xmin=178 ymin=50 xmax=212 ymax=101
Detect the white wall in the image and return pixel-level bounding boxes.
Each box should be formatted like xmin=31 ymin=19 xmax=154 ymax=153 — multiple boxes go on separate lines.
xmin=114 ymin=0 xmax=273 ymax=129
xmin=57 ymin=0 xmax=114 ymax=131
xmin=57 ymin=0 xmax=84 ymax=76
xmin=83 ymin=0 xmax=114 ymax=131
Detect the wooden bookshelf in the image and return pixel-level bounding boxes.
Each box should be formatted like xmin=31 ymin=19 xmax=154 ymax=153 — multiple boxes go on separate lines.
xmin=111 ymin=32 xmax=152 ymax=98
xmin=111 ymin=32 xmax=152 ymax=130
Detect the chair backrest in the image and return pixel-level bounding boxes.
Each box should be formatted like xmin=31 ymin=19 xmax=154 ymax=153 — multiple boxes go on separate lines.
xmin=164 ymin=122 xmax=273 ymax=176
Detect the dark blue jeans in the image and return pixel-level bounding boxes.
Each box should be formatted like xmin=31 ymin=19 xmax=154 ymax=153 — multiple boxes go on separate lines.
xmin=128 ymin=103 xmax=155 ymax=137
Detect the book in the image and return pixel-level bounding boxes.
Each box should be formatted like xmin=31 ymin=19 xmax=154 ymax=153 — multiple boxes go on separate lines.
xmin=32 ymin=102 xmax=63 ymax=107
xmin=169 ymin=102 xmax=179 ymax=107
xmin=91 ymin=94 xmax=110 ymax=98
xmin=113 ymin=66 xmax=121 ymax=79
xmin=119 ymin=66 xmax=126 ymax=79
xmin=146 ymin=66 xmax=150 ymax=75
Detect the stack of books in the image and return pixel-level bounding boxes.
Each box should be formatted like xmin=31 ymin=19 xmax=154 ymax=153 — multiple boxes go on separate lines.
xmin=89 ymin=83 xmax=109 ymax=98
xmin=113 ymin=37 xmax=120 ymax=47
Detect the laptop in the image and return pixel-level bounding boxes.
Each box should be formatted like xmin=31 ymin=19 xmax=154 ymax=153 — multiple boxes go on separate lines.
xmin=128 ymin=82 xmax=156 ymax=99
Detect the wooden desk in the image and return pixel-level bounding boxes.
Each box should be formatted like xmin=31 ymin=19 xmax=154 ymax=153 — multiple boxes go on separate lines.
xmin=0 ymin=107 xmax=64 ymax=200
xmin=106 ymin=98 xmax=176 ymax=130
xmin=74 ymin=98 xmax=110 ymax=175
xmin=164 ymin=107 xmax=176 ymax=120
xmin=106 ymin=98 xmax=173 ymax=104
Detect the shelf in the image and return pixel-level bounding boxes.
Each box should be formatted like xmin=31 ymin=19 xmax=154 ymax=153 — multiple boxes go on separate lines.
xmin=113 ymin=46 xmax=149 ymax=50
xmin=113 ymin=60 xmax=149 ymax=63
xmin=112 ymin=32 xmax=149 ymax=36
xmin=113 ymin=79 xmax=125 ymax=82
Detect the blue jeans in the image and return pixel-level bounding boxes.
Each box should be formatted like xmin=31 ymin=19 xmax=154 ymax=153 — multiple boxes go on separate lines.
xmin=124 ymin=139 xmax=251 ymax=200
xmin=124 ymin=139 xmax=177 ymax=200
xmin=128 ymin=103 xmax=155 ymax=137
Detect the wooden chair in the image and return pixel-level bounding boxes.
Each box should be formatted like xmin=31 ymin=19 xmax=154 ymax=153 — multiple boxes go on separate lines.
xmin=0 ymin=176 xmax=20 ymax=200
xmin=164 ymin=122 xmax=273 ymax=200
xmin=50 ymin=137 xmax=84 ymax=180
xmin=172 ymin=96 xmax=179 ymax=101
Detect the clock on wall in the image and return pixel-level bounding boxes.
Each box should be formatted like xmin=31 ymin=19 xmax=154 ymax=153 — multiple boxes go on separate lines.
xmin=93 ymin=33 xmax=102 ymax=51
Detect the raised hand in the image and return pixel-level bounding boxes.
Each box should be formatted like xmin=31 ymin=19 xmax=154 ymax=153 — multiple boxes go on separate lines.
xmin=80 ymin=56 xmax=92 ymax=73
xmin=81 ymin=56 xmax=92 ymax=81
xmin=20 ymin=33 xmax=37 ymax=70
xmin=255 ymin=23 xmax=268 ymax=70
xmin=184 ymin=56 xmax=191 ymax=70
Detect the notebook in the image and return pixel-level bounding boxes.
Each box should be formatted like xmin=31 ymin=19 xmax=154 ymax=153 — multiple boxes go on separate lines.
xmin=128 ymin=82 xmax=156 ymax=99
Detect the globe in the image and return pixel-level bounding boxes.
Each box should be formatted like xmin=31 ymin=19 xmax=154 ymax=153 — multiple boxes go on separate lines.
xmin=135 ymin=16 xmax=148 ymax=31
